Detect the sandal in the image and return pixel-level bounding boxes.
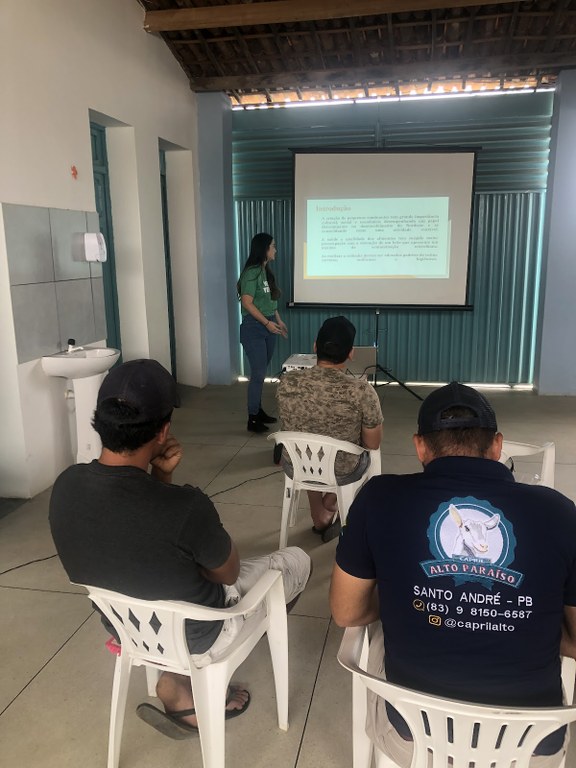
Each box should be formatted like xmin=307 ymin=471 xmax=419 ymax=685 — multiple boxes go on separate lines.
xmin=136 ymin=686 xmax=251 ymax=740
xmin=311 ymin=517 xmax=342 ymax=543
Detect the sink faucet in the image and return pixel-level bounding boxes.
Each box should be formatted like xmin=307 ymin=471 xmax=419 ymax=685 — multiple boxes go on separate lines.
xmin=67 ymin=338 xmax=78 ymax=353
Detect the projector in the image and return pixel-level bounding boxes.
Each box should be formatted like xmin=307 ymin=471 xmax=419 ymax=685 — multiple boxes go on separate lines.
xmin=282 ymin=354 xmax=317 ymax=372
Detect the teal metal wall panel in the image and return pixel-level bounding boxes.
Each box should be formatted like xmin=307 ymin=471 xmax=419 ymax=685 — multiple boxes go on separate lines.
xmin=235 ymin=193 xmax=545 ymax=384
xmin=233 ymin=94 xmax=552 ymax=384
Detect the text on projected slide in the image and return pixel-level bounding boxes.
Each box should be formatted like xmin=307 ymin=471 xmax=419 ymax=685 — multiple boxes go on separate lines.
xmin=305 ymin=197 xmax=451 ymax=279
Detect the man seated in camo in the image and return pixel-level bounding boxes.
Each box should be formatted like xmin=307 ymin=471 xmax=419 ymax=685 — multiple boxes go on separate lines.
xmin=276 ymin=316 xmax=383 ymax=542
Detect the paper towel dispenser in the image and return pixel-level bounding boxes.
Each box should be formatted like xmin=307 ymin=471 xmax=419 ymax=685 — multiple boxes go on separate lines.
xmin=72 ymin=232 xmax=107 ymax=262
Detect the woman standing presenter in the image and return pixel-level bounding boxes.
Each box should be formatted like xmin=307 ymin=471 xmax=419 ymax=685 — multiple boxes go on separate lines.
xmin=238 ymin=233 xmax=288 ymax=433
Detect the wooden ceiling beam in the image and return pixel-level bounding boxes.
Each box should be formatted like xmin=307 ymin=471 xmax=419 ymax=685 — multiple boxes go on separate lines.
xmin=186 ymin=51 xmax=576 ymax=91
xmin=144 ymin=0 xmax=519 ymax=33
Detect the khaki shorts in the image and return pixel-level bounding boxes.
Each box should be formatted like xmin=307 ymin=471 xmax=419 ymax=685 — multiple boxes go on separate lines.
xmin=190 ymin=546 xmax=311 ymax=669
xmin=365 ymin=623 xmax=567 ymax=768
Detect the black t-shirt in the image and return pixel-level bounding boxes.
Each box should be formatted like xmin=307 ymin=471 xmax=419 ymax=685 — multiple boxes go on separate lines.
xmin=49 ymin=461 xmax=232 ymax=653
xmin=336 ymin=457 xmax=576 ymax=753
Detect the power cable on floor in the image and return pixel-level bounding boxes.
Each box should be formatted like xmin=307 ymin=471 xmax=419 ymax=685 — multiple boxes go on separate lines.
xmin=208 ymin=469 xmax=282 ymax=499
xmin=0 ymin=554 xmax=58 ymax=576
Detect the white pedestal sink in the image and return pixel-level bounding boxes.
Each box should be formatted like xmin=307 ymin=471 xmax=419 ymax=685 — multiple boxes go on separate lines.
xmin=42 ymin=346 xmax=121 ymax=464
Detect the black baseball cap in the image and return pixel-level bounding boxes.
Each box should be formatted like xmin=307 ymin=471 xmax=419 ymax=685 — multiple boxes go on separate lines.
xmin=97 ymin=359 xmax=180 ymax=422
xmin=417 ymin=381 xmax=498 ymax=434
xmin=316 ymin=316 xmax=356 ymax=361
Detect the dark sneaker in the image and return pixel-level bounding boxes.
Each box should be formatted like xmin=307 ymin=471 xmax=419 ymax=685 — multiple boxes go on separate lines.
xmin=257 ymin=408 xmax=277 ymax=424
xmin=247 ymin=416 xmax=269 ymax=433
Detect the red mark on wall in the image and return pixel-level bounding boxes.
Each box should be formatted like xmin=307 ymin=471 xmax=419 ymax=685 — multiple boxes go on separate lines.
xmin=71 ymin=165 xmax=78 ymax=180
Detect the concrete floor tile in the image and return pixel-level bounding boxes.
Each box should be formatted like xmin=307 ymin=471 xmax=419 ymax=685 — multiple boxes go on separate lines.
xmin=172 ymin=441 xmax=245 ymax=491
xmin=296 ymin=621 xmax=351 ymax=768
xmin=0 ymin=588 xmax=92 ymax=712
xmin=0 ymin=611 xmax=328 ymax=768
xmin=0 ymin=489 xmax=58 ymax=575
xmin=203 ymin=447 xmax=286 ymax=506
xmin=3 ymin=381 xmax=576 ymax=768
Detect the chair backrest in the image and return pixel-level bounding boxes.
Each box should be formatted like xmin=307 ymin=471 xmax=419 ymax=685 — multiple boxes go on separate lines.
xmin=499 ymin=440 xmax=555 ymax=488
xmin=338 ymin=626 xmax=576 ymax=768
xmin=270 ymin=431 xmax=365 ymax=488
xmin=83 ymin=585 xmax=199 ymax=671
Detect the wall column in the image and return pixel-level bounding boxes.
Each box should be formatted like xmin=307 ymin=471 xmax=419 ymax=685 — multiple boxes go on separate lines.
xmin=535 ymin=70 xmax=576 ymax=394
xmin=196 ymin=93 xmax=240 ymax=384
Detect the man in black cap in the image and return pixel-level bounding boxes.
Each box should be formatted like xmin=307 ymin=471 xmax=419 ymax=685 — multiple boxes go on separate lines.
xmin=276 ymin=316 xmax=383 ymax=542
xmin=50 ymin=359 xmax=310 ymax=738
xmin=330 ymin=381 xmax=576 ymax=765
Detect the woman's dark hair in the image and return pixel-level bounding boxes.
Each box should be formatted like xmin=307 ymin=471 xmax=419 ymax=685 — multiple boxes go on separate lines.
xmin=236 ymin=232 xmax=281 ymax=300
xmin=92 ymin=400 xmax=172 ymax=453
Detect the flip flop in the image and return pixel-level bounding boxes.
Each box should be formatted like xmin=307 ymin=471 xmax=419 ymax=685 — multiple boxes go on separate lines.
xmin=136 ymin=687 xmax=251 ymax=740
xmin=312 ymin=518 xmax=342 ymax=543
xmin=320 ymin=518 xmax=342 ymax=543
xmin=136 ymin=703 xmax=199 ymax=740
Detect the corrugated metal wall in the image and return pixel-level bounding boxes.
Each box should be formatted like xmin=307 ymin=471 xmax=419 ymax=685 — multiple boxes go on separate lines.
xmin=232 ymin=94 xmax=553 ymax=384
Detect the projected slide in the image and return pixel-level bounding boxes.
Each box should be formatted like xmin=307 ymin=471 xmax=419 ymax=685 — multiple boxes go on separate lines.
xmin=306 ymin=197 xmax=450 ymax=279
xmin=292 ymin=149 xmax=476 ymax=307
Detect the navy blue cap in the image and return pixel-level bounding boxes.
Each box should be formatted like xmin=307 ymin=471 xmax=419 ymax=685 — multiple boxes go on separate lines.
xmin=418 ymin=382 xmax=497 ymax=434
xmin=316 ymin=316 xmax=356 ymax=360
xmin=97 ymin=359 xmax=180 ymax=422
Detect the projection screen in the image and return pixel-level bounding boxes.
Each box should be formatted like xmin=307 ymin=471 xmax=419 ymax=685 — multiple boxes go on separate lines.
xmin=291 ymin=149 xmax=476 ymax=308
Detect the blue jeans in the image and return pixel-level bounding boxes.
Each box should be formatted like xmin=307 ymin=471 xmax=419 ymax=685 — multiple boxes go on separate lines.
xmin=240 ymin=314 xmax=276 ymax=415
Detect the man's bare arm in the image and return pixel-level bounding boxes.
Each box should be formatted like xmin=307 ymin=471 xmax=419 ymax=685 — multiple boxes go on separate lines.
xmin=201 ymin=542 xmax=241 ymax=586
xmin=561 ymin=606 xmax=576 ymax=658
xmin=361 ymin=424 xmax=382 ymax=450
xmin=150 ymin=434 xmax=183 ymax=483
xmin=330 ymin=562 xmax=379 ymax=626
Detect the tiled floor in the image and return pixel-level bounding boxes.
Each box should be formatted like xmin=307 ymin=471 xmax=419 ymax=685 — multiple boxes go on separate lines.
xmin=1 ymin=381 xmax=576 ymax=767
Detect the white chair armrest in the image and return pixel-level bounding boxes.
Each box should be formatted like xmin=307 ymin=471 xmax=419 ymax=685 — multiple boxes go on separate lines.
xmin=227 ymin=568 xmax=283 ymax=615
xmin=154 ymin=569 xmax=284 ymax=621
xmin=367 ymin=449 xmax=382 ymax=477
xmin=337 ymin=625 xmax=368 ymax=674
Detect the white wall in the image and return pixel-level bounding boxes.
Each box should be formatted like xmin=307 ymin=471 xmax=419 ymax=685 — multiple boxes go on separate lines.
xmin=0 ymin=0 xmax=204 ymax=497
xmin=196 ymin=93 xmax=237 ymax=384
xmin=0 ymin=209 xmax=29 ymax=497
xmin=535 ymin=70 xmax=576 ymax=394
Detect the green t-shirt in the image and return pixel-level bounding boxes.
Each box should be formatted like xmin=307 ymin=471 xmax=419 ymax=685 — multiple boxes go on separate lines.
xmin=239 ymin=265 xmax=278 ymax=316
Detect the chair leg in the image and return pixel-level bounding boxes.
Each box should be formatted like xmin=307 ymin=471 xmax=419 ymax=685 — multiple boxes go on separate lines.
xmin=266 ymin=577 xmax=289 ymax=731
xmin=145 ymin=666 xmax=160 ymax=697
xmin=337 ymin=484 xmax=358 ymax=527
xmin=108 ymin=653 xmax=132 ymax=768
xmin=351 ymin=627 xmax=374 ymax=768
xmin=374 ymin=747 xmax=398 ymax=768
xmin=562 ymin=656 xmax=576 ymax=703
xmin=190 ymin=667 xmax=228 ymax=768
xmin=288 ymin=489 xmax=300 ymax=528
xmin=352 ymin=673 xmax=374 ymax=768
xmin=279 ymin=480 xmax=297 ymax=549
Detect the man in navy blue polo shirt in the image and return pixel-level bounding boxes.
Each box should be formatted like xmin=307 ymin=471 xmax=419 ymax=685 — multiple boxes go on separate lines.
xmin=331 ymin=382 xmax=576 ymax=766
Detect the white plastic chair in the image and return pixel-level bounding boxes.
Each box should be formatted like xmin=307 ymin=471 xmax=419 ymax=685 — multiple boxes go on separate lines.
xmin=337 ymin=625 xmax=576 ymax=768
xmin=80 ymin=569 xmax=288 ymax=768
xmin=499 ymin=440 xmax=555 ymax=488
xmin=268 ymin=431 xmax=382 ymax=548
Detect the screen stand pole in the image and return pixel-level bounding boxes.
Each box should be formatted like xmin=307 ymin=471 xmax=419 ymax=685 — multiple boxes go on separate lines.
xmin=372 ymin=309 xmax=423 ymax=402
xmin=372 ymin=309 xmax=380 ymax=387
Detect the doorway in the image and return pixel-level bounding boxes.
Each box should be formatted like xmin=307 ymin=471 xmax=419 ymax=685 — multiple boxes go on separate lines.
xmin=90 ymin=123 xmax=122 ymax=352
xmin=159 ymin=149 xmax=177 ymax=377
